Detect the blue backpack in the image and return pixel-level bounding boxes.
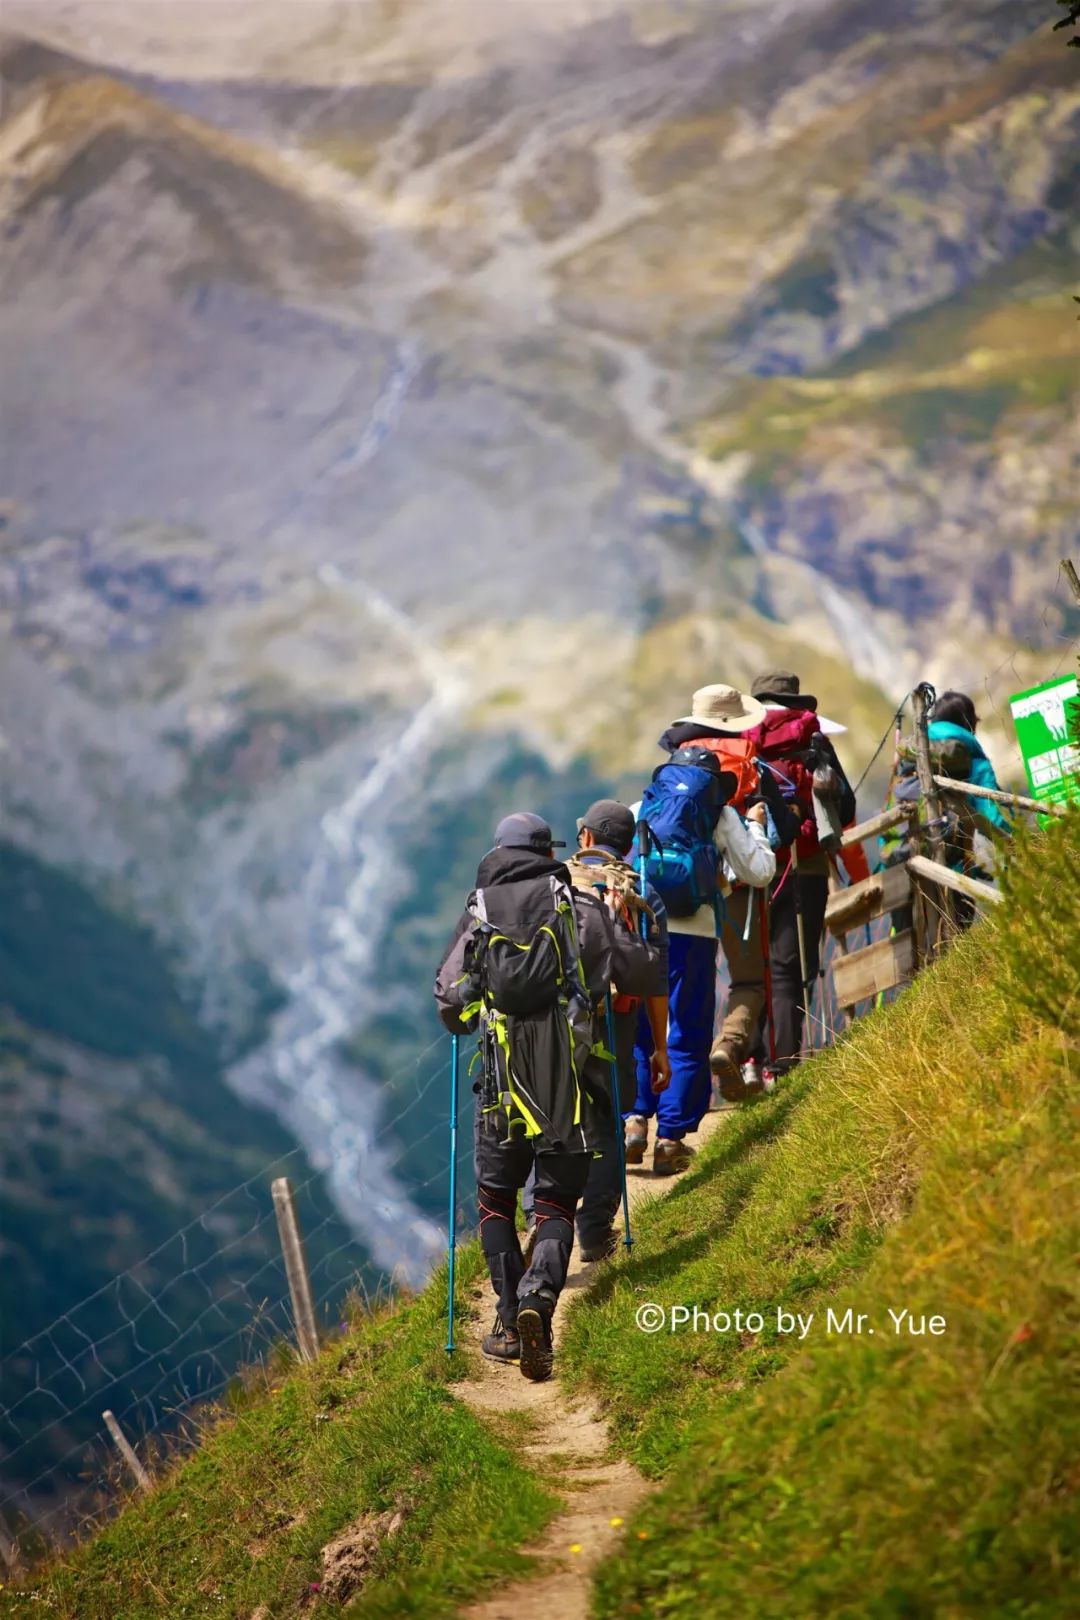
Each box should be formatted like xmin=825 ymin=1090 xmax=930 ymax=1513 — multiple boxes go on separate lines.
xmin=633 ymin=748 xmax=734 ymax=918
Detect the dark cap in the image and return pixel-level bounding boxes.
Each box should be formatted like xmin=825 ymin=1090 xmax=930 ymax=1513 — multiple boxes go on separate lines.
xmin=750 ymin=668 xmax=818 ymax=710
xmin=577 ymin=798 xmax=636 ymax=855
xmin=493 ymin=811 xmax=565 ymax=851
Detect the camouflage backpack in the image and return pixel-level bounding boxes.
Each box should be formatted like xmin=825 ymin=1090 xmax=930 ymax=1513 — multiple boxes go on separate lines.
xmin=565 ymin=850 xmax=650 ymax=933
xmin=565 ymin=850 xmax=656 ymax=1013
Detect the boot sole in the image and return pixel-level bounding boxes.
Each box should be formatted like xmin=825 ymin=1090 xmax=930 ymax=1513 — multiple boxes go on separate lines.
xmin=710 ymin=1049 xmax=743 ymax=1082
xmin=517 ymin=1307 xmax=554 ymax=1382
xmin=624 ymin=1141 xmax=646 ymax=1165
xmin=712 ymin=1051 xmax=747 ymax=1102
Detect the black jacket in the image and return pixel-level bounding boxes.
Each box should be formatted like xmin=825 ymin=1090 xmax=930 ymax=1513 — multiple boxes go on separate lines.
xmin=433 ymin=846 xmax=619 ymax=1154
xmin=434 ymin=847 xmax=616 ymax=1027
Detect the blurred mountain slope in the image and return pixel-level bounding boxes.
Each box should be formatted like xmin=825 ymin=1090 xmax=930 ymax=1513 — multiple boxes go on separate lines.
xmin=0 ymin=5 xmax=1075 ymax=1505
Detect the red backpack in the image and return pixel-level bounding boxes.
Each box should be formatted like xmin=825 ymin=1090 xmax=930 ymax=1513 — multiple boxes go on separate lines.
xmin=747 ymin=708 xmax=820 ymax=858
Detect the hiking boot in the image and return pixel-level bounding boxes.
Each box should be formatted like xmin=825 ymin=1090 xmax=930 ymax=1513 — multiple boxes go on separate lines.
xmin=579 ymin=1228 xmax=619 ymax=1263
xmin=710 ymin=1041 xmax=746 ymax=1102
xmin=624 ymin=1114 xmax=648 ymax=1165
xmin=741 ymin=1059 xmax=764 ymax=1095
xmin=482 ymin=1315 xmax=520 ymax=1364
xmin=762 ymin=1066 xmax=778 ymax=1094
xmin=517 ymin=1295 xmax=554 ymax=1382
xmin=653 ymin=1138 xmax=695 ymax=1176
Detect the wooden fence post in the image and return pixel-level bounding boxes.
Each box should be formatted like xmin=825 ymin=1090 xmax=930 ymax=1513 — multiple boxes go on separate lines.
xmin=102 ymin=1410 xmax=152 ymax=1493
xmin=911 ymin=683 xmax=946 ymax=862
xmin=271 ymin=1177 xmax=320 ymax=1363
xmin=1063 ymin=557 xmax=1080 ymax=607
xmin=910 ymin=682 xmax=952 ymax=948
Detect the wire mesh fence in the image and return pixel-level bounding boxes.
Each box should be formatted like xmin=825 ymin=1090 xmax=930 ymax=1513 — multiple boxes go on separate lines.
xmin=0 ymin=1031 xmax=475 ymax=1558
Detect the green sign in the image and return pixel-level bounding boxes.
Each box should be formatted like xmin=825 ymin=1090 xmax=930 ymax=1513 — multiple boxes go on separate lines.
xmin=1009 ymin=674 xmax=1080 ymax=813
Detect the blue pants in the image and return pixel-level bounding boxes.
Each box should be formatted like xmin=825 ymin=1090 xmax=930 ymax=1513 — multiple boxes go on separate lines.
xmin=632 ymin=932 xmax=716 ymax=1139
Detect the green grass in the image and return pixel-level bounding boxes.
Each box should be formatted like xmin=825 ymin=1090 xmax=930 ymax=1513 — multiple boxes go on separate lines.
xmin=560 ymin=809 xmax=1080 ymax=1617
xmin=8 ymin=815 xmax=1078 ymax=1617
xmin=3 ymin=1249 xmax=554 ymax=1619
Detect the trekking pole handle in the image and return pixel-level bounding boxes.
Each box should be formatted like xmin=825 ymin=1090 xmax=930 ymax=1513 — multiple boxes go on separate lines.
xmin=637 ymin=820 xmax=650 ymax=939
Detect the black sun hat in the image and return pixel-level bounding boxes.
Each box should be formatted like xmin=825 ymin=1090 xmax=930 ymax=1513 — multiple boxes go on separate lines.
xmin=750 ymin=668 xmax=818 ymax=711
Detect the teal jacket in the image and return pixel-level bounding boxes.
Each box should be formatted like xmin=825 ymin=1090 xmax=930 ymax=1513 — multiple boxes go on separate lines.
xmin=928 ymin=721 xmax=1010 ymax=833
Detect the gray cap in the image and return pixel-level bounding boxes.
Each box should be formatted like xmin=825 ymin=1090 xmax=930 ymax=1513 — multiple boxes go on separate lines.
xmin=493 ymin=811 xmax=565 ymax=851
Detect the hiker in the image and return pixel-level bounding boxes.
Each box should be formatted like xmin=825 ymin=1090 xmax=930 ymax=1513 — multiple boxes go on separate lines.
xmin=884 ymin=690 xmax=1010 ymax=930
xmin=560 ymin=800 xmax=670 ymax=1259
xmin=928 ymin=692 xmax=1010 ymax=834
xmin=930 ymin=691 xmax=1012 ymax=921
xmin=742 ymin=669 xmax=857 ymax=1081
xmin=628 ymin=685 xmax=780 ymax=1171
xmin=433 ymin=811 xmax=623 ymax=1381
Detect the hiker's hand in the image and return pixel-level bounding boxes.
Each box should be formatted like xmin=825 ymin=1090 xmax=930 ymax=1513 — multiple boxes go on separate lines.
xmin=650 ymin=1050 xmax=671 ymax=1093
xmin=746 ymin=802 xmax=767 ymax=826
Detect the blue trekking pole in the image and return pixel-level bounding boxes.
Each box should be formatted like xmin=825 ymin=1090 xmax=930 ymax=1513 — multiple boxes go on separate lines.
xmin=445 ymin=1033 xmax=459 ymax=1354
xmin=637 ymin=820 xmax=650 ymax=939
xmin=605 ymin=990 xmax=633 ymax=1252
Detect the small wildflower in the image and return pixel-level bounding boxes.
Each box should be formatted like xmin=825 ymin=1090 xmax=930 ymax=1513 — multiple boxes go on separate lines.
xmin=568 ymin=1543 xmax=583 ymax=1554
xmin=610 ymin=1516 xmax=624 ymax=1528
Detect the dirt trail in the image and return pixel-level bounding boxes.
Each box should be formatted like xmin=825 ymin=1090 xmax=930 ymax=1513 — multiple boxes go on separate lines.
xmin=457 ymin=1108 xmax=727 ymax=1620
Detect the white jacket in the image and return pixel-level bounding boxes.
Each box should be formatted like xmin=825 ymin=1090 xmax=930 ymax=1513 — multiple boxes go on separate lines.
xmin=631 ymin=803 xmax=776 ymax=939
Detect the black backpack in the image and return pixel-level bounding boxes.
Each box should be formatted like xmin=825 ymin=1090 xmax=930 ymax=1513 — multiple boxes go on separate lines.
xmin=466 ymin=872 xmax=588 ymax=1018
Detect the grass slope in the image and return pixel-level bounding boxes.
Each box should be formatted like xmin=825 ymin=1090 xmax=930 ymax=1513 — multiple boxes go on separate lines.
xmin=6 ymin=816 xmax=1077 ymax=1617
xmin=561 ymin=809 xmax=1080 ymax=1617
xmin=2 ymin=1250 xmax=553 ymax=1619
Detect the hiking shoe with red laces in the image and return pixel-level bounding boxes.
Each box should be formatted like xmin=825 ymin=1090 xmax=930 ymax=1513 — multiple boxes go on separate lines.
xmin=517 ymin=1295 xmax=555 ymax=1382
xmin=741 ymin=1059 xmax=764 ymax=1095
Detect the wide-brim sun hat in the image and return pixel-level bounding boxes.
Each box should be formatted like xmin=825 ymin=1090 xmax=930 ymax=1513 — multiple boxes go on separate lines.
xmin=672 ymin=683 xmax=768 ymax=733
